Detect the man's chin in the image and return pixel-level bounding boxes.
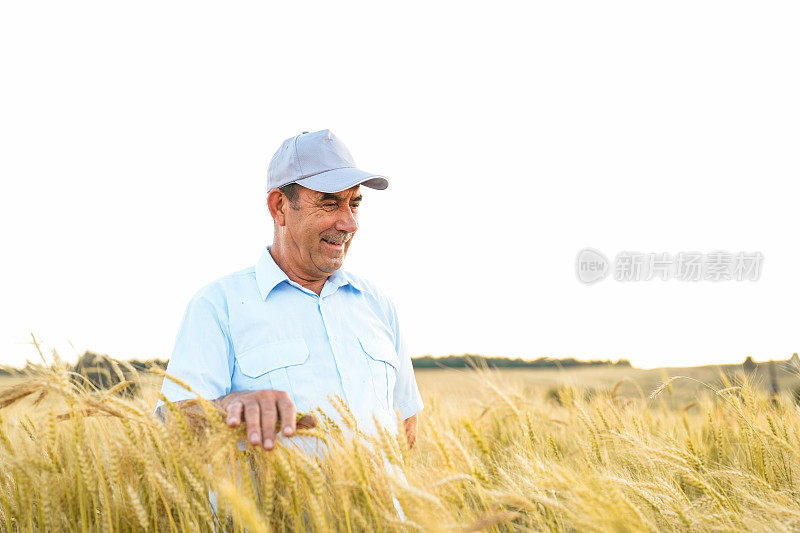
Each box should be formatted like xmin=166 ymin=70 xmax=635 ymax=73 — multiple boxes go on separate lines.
xmin=315 ymin=253 xmax=345 ymax=273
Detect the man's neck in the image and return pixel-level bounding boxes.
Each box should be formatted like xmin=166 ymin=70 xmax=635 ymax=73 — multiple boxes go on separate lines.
xmin=269 ymin=242 xmax=328 ymax=296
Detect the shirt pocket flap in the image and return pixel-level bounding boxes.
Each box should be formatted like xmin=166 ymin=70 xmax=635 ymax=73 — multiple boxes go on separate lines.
xmin=358 ymin=335 xmax=399 ymax=370
xmin=236 ymin=339 xmax=310 ymax=378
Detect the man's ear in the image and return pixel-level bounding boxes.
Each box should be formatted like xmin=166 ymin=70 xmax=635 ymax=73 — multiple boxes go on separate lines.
xmin=267 ymin=188 xmax=288 ymax=227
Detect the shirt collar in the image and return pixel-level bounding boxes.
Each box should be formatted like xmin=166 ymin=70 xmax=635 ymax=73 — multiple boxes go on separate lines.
xmin=255 ymin=245 xmax=364 ymax=300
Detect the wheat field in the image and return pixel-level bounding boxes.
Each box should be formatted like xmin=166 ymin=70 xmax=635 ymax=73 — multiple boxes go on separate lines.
xmin=1 ymin=358 xmax=800 ymax=532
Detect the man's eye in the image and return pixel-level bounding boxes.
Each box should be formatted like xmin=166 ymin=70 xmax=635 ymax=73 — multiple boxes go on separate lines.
xmin=350 ymin=204 xmax=360 ymax=210
xmin=323 ymin=203 xmax=337 ymax=209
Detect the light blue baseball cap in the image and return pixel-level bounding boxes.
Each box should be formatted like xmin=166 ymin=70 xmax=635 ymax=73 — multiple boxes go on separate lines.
xmin=267 ymin=129 xmax=389 ymax=193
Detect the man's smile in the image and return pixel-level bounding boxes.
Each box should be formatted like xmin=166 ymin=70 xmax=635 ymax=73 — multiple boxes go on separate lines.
xmin=321 ymin=238 xmax=345 ymax=251
xmin=321 ymin=232 xmax=351 ymax=252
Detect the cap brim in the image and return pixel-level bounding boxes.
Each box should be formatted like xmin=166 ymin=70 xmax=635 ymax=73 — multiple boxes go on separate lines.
xmin=293 ymin=167 xmax=388 ymax=193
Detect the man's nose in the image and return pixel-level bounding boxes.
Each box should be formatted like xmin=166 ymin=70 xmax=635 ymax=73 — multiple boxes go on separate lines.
xmin=335 ymin=205 xmax=358 ymax=233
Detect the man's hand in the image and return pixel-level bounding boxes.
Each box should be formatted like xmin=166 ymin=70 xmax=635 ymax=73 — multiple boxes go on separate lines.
xmin=215 ymin=389 xmax=316 ymax=450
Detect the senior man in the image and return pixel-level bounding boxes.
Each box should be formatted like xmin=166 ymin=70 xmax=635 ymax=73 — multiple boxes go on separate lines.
xmin=154 ymin=129 xmax=423 ymax=454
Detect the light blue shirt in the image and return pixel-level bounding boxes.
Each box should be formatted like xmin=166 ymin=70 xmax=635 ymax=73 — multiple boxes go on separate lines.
xmin=155 ymin=245 xmax=424 ymax=440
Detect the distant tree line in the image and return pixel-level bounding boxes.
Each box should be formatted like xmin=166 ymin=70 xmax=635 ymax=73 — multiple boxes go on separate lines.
xmin=0 ymin=351 xmax=168 ymax=392
xmin=5 ymin=351 xmax=798 ymax=381
xmin=0 ymin=351 xmax=633 ymax=382
xmin=410 ymin=355 xmax=632 ymax=369
xmin=741 ymin=354 xmax=799 ymax=373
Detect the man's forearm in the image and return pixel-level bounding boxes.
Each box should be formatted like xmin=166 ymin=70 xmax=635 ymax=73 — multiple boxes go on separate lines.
xmin=154 ymin=397 xmax=222 ymax=422
xmin=404 ymin=414 xmax=418 ymax=449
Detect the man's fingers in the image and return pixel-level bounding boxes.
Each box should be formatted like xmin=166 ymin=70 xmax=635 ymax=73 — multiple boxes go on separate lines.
xmin=218 ymin=391 xmax=311 ymax=449
xmin=276 ymin=395 xmax=297 ymax=437
xmin=226 ymin=400 xmax=244 ymax=427
xmin=243 ymin=402 xmax=262 ymax=447
xmin=259 ymin=397 xmax=278 ymax=450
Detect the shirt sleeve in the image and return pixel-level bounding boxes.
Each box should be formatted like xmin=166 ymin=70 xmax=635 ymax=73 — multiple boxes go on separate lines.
xmin=389 ymin=299 xmax=424 ymax=420
xmin=154 ymin=292 xmax=234 ymax=413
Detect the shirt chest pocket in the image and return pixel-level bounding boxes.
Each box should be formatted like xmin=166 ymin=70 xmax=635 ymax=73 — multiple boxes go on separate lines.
xmin=235 ymin=339 xmax=310 ymax=398
xmin=358 ymin=334 xmax=399 ymax=412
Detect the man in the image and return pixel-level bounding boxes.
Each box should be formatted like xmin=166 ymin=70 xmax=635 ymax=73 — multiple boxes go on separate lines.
xmin=154 ymin=129 xmax=424 ymax=455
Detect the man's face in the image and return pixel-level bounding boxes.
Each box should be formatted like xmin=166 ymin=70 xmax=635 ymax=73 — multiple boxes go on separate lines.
xmin=283 ymin=184 xmax=362 ymax=277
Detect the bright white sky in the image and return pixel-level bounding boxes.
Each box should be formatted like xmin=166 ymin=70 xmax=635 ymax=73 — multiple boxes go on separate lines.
xmin=1 ymin=2 xmax=798 ymax=370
